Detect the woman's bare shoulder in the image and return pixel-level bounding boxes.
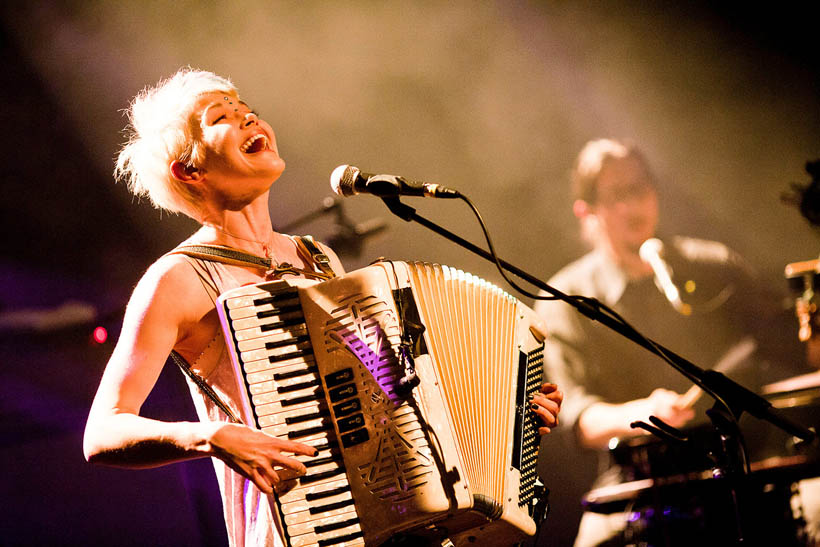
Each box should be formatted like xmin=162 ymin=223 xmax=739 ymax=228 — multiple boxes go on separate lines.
xmin=126 ymin=253 xmax=210 ymax=322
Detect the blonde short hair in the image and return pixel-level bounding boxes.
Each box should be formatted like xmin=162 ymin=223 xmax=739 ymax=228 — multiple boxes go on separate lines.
xmin=115 ymin=68 xmax=237 ymax=219
xmin=571 ymin=138 xmax=653 ymax=203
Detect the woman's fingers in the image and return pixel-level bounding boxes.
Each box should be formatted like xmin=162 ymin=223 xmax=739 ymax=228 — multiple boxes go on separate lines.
xmin=249 ymin=467 xmax=275 ymax=494
xmin=531 ymin=383 xmax=563 ymax=434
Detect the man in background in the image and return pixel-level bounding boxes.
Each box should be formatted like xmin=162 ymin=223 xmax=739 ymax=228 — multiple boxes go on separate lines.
xmin=535 ymin=138 xmax=806 ymax=546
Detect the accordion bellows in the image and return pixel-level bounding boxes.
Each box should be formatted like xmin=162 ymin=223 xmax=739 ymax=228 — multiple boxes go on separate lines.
xmin=216 ymin=261 xmax=547 ymax=546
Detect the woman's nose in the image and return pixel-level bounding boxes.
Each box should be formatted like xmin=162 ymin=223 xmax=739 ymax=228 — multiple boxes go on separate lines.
xmin=242 ymin=111 xmax=258 ymax=127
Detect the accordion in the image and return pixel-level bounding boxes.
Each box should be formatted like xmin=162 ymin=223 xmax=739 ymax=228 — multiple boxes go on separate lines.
xmin=216 ymin=260 xmax=548 ymax=546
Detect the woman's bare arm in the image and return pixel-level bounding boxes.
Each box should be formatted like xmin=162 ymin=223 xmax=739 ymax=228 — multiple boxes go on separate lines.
xmin=83 ymin=258 xmax=317 ymax=493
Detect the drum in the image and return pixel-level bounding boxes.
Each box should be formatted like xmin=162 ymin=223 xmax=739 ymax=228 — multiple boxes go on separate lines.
xmin=580 ymin=373 xmax=820 ymax=546
xmin=582 ymin=471 xmax=800 ymax=546
xmin=753 ymin=371 xmax=820 ymax=472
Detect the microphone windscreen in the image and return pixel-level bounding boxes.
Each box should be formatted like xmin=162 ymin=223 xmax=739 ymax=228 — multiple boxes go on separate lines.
xmin=639 ymin=238 xmax=664 ymax=262
xmin=330 ymin=165 xmax=358 ymax=196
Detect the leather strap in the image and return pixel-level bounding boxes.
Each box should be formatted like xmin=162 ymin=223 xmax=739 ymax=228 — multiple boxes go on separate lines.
xmin=169 ymin=237 xmax=337 ymax=281
xmin=293 ymin=235 xmax=336 ymax=280
xmin=167 ymin=244 xmax=273 ymax=270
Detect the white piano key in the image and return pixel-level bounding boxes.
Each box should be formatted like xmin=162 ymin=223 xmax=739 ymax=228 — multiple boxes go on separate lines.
xmin=232 ymin=310 xmax=304 ymax=333
xmin=288 ymin=507 xmax=361 ymax=547
xmin=282 ymin=490 xmax=354 ymax=523
xmin=245 ymin=357 xmax=316 ymax=383
xmin=236 ymin=326 xmax=309 ymax=352
xmin=277 ymin=478 xmax=349 ymax=504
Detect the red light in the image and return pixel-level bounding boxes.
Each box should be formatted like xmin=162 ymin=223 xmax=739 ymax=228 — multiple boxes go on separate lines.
xmin=92 ymin=326 xmax=108 ymax=344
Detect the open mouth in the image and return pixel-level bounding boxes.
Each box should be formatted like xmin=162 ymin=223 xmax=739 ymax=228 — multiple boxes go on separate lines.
xmin=240 ymin=133 xmax=269 ymax=154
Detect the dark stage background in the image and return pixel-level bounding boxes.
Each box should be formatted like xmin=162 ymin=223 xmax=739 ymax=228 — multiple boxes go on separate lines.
xmin=1 ymin=2 xmax=817 ymax=545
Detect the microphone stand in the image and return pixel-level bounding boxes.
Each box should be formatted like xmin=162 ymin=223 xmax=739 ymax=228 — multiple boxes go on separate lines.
xmin=379 ymin=194 xmax=814 ymax=540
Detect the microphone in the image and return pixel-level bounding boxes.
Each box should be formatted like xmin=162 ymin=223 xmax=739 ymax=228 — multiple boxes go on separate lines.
xmin=330 ymin=165 xmax=460 ymax=199
xmin=639 ymin=238 xmax=691 ymax=315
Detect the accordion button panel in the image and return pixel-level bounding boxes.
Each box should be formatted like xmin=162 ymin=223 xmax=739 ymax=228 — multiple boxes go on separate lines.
xmin=218 ymin=282 xmax=365 ymax=547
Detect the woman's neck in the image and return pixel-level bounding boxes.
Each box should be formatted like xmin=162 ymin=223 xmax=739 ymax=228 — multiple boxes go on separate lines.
xmin=199 ymin=198 xmax=276 ymax=257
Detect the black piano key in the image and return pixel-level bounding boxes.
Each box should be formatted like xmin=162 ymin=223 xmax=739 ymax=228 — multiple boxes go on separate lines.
xmin=308 ymin=498 xmax=355 ymax=515
xmin=268 ymin=348 xmax=313 ymax=363
xmin=317 ymin=530 xmax=364 ymax=546
xmin=305 ymin=485 xmax=350 ymax=502
xmin=314 ymin=517 xmax=360 ymax=535
xmin=310 ymin=440 xmax=337 ymax=453
xmin=281 ymin=391 xmax=324 ymax=407
xmin=285 ymin=410 xmax=329 ymax=425
xmin=273 ymin=366 xmax=318 ymax=381
xmin=253 ymin=291 xmax=298 ymax=307
xmin=278 ymin=378 xmax=322 ymax=394
xmin=260 ymin=317 xmax=308 ymax=332
xmin=300 ymin=467 xmax=346 ymax=485
xmin=304 ymin=456 xmax=337 ymax=468
xmin=287 ymin=424 xmax=329 ymax=439
xmin=256 ymin=303 xmax=303 ymax=319
xmin=265 ymin=334 xmax=311 ymax=350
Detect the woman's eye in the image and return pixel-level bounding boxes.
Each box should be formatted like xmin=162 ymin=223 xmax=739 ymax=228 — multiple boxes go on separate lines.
xmin=213 ymin=114 xmax=226 ymax=124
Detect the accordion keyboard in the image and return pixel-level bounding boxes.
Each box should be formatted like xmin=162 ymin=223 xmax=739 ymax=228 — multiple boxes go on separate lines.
xmin=220 ymin=282 xmax=365 ymax=547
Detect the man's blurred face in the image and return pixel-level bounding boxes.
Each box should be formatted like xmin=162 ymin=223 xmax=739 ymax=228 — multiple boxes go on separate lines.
xmin=591 ymin=154 xmax=659 ymax=257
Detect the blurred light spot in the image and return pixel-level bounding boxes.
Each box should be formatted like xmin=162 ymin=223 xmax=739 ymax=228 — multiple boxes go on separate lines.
xmin=92 ymin=326 xmax=108 ymax=344
xmin=684 ymin=280 xmax=696 ymax=293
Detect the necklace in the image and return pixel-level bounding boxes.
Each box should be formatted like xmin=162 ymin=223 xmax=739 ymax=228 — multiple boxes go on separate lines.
xmin=202 ymin=222 xmax=276 ymax=259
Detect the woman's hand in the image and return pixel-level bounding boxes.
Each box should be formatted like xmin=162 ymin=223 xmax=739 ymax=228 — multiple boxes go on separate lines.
xmin=206 ymin=422 xmax=319 ymax=494
xmin=530 ymin=382 xmax=563 ymax=435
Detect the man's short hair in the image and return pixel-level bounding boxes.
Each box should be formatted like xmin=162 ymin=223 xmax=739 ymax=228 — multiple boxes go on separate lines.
xmin=115 ymin=68 xmax=237 ymax=219
xmin=571 ymin=138 xmax=653 ymax=203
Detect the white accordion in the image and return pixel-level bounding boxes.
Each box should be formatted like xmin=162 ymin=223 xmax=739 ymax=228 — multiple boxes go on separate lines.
xmin=216 ymin=261 xmax=548 ymax=546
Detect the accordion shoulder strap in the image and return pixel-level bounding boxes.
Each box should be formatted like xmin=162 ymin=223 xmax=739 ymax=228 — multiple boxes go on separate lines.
xmin=169 ymin=350 xmax=243 ymax=424
xmin=167 ymin=244 xmax=272 ymax=270
xmin=168 ymin=236 xmax=337 ymax=280
xmin=293 ymin=235 xmax=336 ymax=279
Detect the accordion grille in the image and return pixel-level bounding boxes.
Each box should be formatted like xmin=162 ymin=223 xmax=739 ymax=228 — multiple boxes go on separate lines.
xmin=406 ymin=262 xmax=518 ymax=505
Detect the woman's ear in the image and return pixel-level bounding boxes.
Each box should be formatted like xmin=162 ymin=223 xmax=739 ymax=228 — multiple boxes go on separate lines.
xmin=573 ymin=199 xmax=592 ymax=219
xmin=169 ymin=160 xmax=201 ymax=183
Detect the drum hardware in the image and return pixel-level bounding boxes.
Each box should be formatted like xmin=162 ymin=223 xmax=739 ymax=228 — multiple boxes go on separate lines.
xmin=786 ymin=259 xmax=820 ymax=344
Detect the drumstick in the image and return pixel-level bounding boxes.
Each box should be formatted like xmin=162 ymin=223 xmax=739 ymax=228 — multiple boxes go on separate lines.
xmin=677 ymin=336 xmax=758 ymax=409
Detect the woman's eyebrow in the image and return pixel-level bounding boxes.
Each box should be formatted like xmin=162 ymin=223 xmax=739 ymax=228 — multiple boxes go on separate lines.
xmin=202 ymin=101 xmax=225 ymax=117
